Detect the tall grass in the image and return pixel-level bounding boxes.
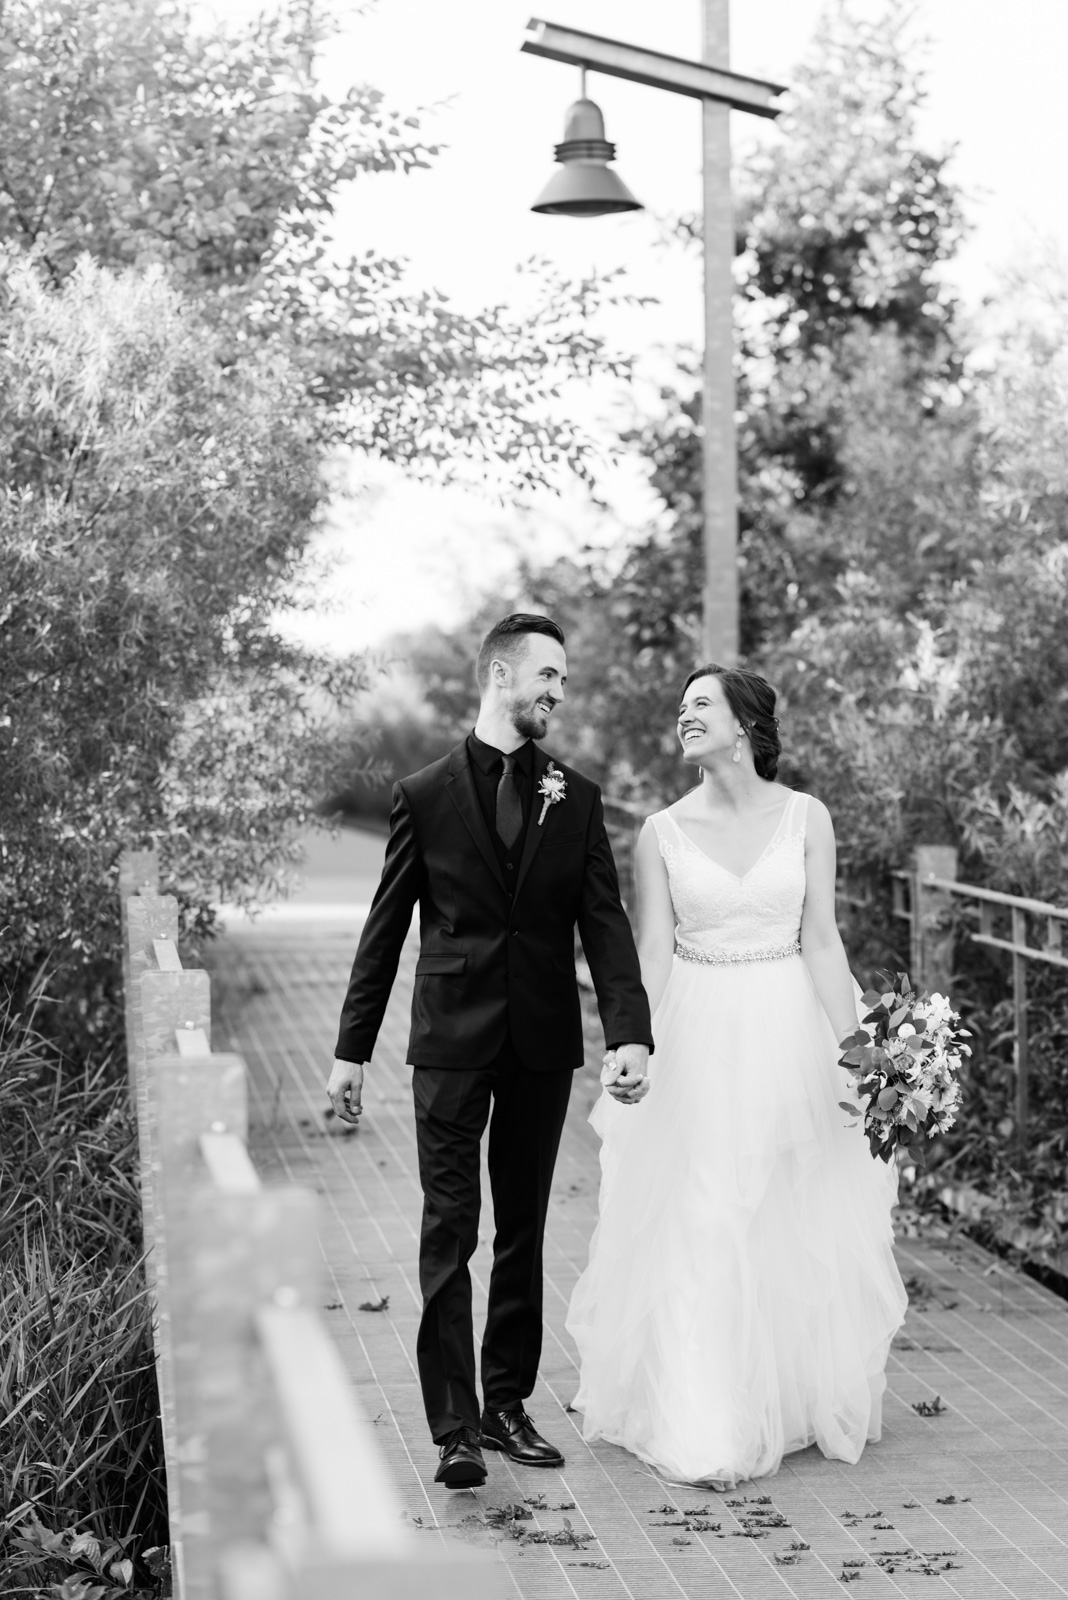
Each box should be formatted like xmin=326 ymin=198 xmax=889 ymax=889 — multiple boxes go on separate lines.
xmin=0 ymin=986 xmax=167 ymax=1592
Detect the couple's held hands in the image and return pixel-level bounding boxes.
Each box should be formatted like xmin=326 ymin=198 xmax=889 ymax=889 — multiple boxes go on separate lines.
xmin=601 ymin=1042 xmax=650 ymax=1105
xmin=327 ymin=1057 xmax=365 ymax=1125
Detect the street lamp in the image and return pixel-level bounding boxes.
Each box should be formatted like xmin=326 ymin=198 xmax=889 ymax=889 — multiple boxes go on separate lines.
xmin=522 ymin=10 xmax=785 ymax=664
xmin=531 ymin=70 xmax=642 ymax=217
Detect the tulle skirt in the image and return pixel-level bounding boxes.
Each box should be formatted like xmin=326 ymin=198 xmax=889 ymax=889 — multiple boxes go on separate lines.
xmin=566 ymin=952 xmax=908 ymax=1486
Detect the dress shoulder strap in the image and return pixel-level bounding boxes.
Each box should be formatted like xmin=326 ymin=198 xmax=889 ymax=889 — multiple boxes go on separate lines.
xmin=648 ymin=810 xmax=676 ymax=857
xmin=781 ymin=790 xmax=810 ymax=838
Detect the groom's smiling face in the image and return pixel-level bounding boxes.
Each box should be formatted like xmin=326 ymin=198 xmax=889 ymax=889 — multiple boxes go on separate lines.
xmin=506 ymin=636 xmax=567 ymax=741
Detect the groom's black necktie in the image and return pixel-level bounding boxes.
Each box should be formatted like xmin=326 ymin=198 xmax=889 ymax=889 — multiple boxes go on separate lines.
xmin=495 ymin=754 xmax=523 ymax=849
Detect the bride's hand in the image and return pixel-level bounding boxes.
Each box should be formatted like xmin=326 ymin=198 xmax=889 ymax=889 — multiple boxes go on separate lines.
xmin=603 ymin=1044 xmax=650 ymax=1105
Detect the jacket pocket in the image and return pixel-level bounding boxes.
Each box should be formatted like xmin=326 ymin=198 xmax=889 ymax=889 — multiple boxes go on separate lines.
xmin=415 ymin=953 xmax=468 ymax=976
xmin=542 ymin=829 xmax=585 ymax=847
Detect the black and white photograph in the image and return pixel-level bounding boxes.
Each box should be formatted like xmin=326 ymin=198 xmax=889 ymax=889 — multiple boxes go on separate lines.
xmin=3 ymin=2 xmax=1068 ymax=1597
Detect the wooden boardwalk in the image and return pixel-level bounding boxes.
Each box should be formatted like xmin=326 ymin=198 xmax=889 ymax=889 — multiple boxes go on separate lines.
xmin=210 ymin=906 xmax=1068 ymax=1600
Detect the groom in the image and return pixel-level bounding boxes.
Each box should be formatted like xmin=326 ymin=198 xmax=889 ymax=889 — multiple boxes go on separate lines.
xmin=327 ymin=614 xmax=652 ymax=1488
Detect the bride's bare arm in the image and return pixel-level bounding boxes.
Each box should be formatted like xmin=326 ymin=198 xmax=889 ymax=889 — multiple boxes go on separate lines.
xmin=634 ymin=820 xmax=677 ymax=1017
xmin=799 ymin=799 xmax=860 ymax=1044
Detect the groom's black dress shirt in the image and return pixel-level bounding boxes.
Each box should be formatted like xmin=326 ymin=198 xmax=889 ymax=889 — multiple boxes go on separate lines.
xmin=466 ymin=731 xmax=533 ymax=890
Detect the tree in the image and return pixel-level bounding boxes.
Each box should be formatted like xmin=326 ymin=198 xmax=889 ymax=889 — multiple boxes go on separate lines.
xmin=0 ymin=0 xmax=638 ymax=495
xmin=618 ymin=0 xmax=972 ymax=667
xmin=0 ymin=252 xmax=363 ymax=1035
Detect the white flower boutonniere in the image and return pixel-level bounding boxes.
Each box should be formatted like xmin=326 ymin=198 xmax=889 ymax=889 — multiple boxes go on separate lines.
xmin=536 ymin=762 xmax=566 ymax=826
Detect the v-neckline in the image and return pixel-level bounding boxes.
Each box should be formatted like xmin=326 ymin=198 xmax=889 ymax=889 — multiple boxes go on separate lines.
xmin=667 ymin=796 xmax=795 ymax=884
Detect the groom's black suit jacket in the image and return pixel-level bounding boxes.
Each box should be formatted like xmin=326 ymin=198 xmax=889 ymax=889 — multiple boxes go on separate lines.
xmin=334 ymin=738 xmax=653 ymax=1070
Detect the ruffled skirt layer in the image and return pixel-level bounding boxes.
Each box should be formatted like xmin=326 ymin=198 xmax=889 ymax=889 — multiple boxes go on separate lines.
xmin=566 ymin=954 xmax=907 ymax=1485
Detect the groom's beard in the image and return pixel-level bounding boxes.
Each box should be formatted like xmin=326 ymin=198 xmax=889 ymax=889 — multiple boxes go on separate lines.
xmin=511 ymin=698 xmax=551 ymax=741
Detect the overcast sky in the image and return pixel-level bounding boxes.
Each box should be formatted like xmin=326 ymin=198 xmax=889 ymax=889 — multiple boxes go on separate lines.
xmin=214 ymin=0 xmax=1068 ymax=650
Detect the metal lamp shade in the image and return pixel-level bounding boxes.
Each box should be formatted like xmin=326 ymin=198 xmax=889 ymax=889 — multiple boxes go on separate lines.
xmin=531 ymin=95 xmax=643 ymax=217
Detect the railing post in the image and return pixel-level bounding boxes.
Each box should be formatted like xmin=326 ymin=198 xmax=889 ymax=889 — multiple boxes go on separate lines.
xmin=912 ymin=844 xmax=958 ymax=992
xmin=1012 ymin=907 xmax=1029 ymax=1156
xmin=125 ymin=895 xmax=181 ymax=1088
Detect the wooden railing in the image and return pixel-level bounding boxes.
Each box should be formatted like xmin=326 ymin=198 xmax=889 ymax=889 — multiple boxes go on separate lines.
xmin=119 ymin=850 xmax=498 ymax=1600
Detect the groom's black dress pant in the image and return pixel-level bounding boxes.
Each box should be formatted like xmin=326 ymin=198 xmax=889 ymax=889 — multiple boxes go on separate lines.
xmin=412 ymin=1035 xmax=573 ymax=1442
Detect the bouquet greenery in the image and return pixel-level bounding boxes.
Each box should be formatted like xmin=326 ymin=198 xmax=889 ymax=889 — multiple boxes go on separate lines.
xmin=838 ymin=972 xmax=968 ymax=1166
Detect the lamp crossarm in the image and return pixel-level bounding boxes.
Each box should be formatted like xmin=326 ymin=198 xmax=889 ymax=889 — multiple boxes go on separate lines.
xmin=522 ymin=18 xmax=786 ymax=118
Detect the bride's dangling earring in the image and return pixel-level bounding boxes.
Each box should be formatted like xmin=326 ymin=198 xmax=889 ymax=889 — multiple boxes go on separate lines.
xmin=732 ymin=730 xmax=743 ymax=764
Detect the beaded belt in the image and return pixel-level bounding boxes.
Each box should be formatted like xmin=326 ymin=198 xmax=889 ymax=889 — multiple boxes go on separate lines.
xmin=675 ymin=938 xmax=801 ymax=967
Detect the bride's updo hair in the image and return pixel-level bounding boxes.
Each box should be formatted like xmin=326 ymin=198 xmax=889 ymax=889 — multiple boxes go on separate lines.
xmin=681 ymin=663 xmax=781 ymax=781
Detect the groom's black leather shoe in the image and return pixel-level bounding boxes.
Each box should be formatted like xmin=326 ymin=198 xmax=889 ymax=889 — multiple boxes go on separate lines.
xmin=434 ymin=1426 xmax=487 ymax=1488
xmin=480 ymin=1405 xmax=565 ymax=1467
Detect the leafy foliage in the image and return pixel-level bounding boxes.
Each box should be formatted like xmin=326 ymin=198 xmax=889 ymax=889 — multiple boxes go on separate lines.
xmin=0 ymin=0 xmax=638 ymax=495
xmin=0 ymin=0 xmax=433 ymax=287
xmin=0 ymin=251 xmax=364 ymax=1042
xmin=0 ymin=995 xmax=166 ymax=1572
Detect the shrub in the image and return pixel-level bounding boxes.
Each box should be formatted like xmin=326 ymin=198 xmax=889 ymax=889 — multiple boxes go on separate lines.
xmin=0 ymin=992 xmax=167 ymax=1587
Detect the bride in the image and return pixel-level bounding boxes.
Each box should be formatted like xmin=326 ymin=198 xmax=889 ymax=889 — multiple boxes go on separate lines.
xmin=566 ymin=663 xmax=908 ymax=1486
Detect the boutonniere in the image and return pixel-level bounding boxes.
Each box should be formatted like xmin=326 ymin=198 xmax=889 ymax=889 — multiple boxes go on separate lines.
xmin=536 ymin=762 xmax=566 ymax=826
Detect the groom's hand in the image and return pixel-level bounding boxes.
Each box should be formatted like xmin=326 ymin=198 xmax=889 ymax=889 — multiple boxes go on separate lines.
xmin=604 ymin=1042 xmax=650 ymax=1105
xmin=327 ymin=1057 xmax=365 ymax=1125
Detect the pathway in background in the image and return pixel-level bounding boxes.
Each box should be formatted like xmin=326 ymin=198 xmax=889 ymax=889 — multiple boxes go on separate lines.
xmin=211 ymin=843 xmax=1068 ymax=1600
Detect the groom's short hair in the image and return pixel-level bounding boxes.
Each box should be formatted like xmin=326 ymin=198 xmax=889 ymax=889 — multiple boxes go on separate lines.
xmin=476 ymin=614 xmax=565 ymax=692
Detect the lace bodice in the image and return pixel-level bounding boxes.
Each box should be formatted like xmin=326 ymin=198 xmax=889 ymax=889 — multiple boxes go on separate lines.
xmin=650 ymin=792 xmax=810 ymax=958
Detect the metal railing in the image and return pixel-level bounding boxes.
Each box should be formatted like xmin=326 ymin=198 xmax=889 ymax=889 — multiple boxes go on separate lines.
xmin=888 ymin=851 xmax=1068 ymax=1154
xmin=119 ymin=850 xmax=497 ymax=1600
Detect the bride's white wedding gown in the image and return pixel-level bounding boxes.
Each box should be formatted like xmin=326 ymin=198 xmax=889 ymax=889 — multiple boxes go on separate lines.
xmin=567 ymin=791 xmax=908 ymax=1485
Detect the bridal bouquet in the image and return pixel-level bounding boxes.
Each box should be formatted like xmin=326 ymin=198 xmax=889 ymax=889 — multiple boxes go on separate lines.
xmin=838 ymin=972 xmax=969 ymax=1166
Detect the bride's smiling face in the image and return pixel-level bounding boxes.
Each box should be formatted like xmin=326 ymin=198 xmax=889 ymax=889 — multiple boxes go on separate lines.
xmin=677 ymin=675 xmax=738 ymax=765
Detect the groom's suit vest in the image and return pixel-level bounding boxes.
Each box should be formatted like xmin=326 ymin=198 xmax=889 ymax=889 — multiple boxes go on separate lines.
xmin=334 ymin=740 xmax=652 ymax=1071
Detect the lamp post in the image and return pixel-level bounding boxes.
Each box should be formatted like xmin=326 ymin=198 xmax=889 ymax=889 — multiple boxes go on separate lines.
xmin=522 ymin=9 xmax=785 ymax=664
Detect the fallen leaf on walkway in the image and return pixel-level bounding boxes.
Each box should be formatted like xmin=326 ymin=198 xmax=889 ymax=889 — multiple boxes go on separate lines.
xmin=911 ymin=1394 xmax=947 ymax=1416
xmin=935 ymin=1494 xmax=970 ymax=1504
xmin=358 ymin=1294 xmax=389 ymax=1312
xmin=568 ymin=1560 xmax=610 ymax=1569
xmin=485 ymin=1503 xmax=531 ymax=1529
xmin=323 ymin=1300 xmax=343 ymax=1311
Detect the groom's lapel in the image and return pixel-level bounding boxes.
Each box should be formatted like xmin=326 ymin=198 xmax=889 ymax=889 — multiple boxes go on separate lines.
xmin=514 ymin=745 xmax=552 ymax=902
xmin=445 ymin=743 xmax=507 ymax=892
